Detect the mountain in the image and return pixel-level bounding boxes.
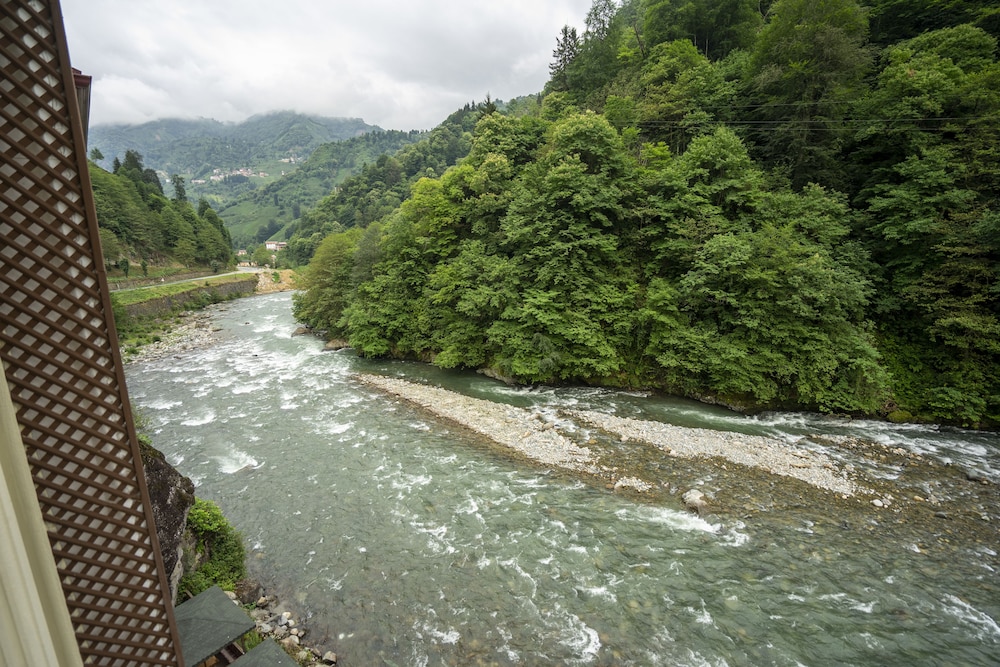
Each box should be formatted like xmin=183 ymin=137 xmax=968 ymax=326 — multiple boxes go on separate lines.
xmin=87 ymin=111 xmax=381 ymax=203
xmin=218 ymin=129 xmax=428 ymax=248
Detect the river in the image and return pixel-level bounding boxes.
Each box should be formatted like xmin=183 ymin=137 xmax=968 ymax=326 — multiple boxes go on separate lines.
xmin=125 ymin=292 xmax=1000 ymax=666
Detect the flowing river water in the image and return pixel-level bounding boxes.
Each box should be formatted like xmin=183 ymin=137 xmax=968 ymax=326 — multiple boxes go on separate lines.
xmin=125 ymin=293 xmax=1000 ymax=666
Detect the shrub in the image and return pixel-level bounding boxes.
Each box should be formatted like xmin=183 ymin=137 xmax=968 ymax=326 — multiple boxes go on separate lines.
xmin=180 ymin=499 xmax=247 ymax=595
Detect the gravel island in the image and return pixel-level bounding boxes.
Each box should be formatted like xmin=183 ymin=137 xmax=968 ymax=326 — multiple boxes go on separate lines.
xmin=354 ymin=373 xmax=857 ymax=497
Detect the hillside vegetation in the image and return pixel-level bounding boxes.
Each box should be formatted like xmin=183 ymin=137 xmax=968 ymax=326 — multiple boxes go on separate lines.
xmin=293 ymin=0 xmax=1000 ymax=428
xmin=277 ymin=104 xmax=483 ymax=264
xmin=90 ymin=150 xmax=234 ymax=275
xmin=88 ymin=111 xmax=379 ymax=204
xmin=218 ymin=129 xmax=427 ymax=248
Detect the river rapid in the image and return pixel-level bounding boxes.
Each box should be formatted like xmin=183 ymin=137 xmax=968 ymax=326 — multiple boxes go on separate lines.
xmin=125 ymin=293 xmax=1000 ymax=666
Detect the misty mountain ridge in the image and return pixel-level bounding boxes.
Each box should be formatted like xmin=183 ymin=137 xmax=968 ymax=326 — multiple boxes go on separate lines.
xmin=88 ymin=111 xmax=381 ymax=182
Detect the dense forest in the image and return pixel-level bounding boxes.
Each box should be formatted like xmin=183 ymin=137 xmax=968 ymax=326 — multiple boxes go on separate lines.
xmin=90 ymin=150 xmax=234 ymax=273
xmin=291 ymin=0 xmax=1000 ymax=428
xmin=278 ymin=105 xmax=482 ymax=264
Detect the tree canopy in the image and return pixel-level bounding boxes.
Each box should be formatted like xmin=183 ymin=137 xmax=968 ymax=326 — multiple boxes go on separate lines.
xmin=292 ymin=4 xmax=1000 ymax=428
xmin=89 ymin=151 xmax=234 ymax=271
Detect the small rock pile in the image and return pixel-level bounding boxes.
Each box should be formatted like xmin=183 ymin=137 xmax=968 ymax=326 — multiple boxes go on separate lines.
xmin=233 ymin=591 xmax=338 ymax=666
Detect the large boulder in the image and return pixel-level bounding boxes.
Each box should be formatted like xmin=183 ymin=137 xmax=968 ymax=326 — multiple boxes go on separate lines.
xmin=682 ymin=489 xmax=708 ymax=514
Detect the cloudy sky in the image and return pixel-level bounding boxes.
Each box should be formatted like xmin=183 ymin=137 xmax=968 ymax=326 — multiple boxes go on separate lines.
xmin=60 ymin=0 xmax=593 ymax=131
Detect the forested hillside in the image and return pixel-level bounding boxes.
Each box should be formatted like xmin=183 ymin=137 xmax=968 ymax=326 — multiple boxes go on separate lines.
xmin=88 ymin=112 xmax=379 ymax=204
xmin=89 ymin=151 xmax=234 ymax=273
xmin=278 ymin=105 xmax=481 ymax=264
xmin=292 ymin=0 xmax=1000 ymax=428
xmin=218 ymin=129 xmax=427 ymax=248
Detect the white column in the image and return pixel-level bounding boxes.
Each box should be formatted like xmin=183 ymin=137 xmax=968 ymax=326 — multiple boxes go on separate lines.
xmin=0 ymin=369 xmax=83 ymax=667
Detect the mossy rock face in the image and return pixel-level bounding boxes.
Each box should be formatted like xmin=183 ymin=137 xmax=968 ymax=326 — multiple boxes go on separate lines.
xmin=887 ymin=409 xmax=914 ymax=424
xmin=139 ymin=439 xmax=196 ymax=599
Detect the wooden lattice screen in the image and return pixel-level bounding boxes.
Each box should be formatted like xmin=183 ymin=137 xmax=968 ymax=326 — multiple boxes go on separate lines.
xmin=0 ymin=0 xmax=183 ymax=664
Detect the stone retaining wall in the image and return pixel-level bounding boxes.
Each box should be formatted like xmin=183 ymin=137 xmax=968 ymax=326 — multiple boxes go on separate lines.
xmin=123 ymin=277 xmax=258 ymax=319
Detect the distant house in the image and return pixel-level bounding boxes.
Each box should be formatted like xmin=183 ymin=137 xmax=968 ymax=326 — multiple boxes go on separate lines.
xmin=264 ymin=241 xmax=287 ymax=251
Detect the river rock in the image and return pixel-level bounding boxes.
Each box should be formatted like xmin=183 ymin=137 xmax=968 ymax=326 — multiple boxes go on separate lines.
xmin=292 ymin=326 xmax=312 ymax=336
xmin=682 ymin=489 xmax=708 ymax=513
xmin=966 ymin=469 xmax=991 ymax=484
xmin=324 ymin=338 xmax=351 ymax=351
xmin=322 ymin=651 xmax=338 ymax=665
xmin=615 ymin=477 xmax=653 ymax=493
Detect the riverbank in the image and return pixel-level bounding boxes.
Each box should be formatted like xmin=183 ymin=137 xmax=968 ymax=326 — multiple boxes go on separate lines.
xmin=121 ymin=310 xmax=223 ymax=364
xmin=119 ymin=270 xmax=297 ymax=363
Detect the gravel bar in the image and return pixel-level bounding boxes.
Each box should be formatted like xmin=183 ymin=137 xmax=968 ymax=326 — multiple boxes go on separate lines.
xmin=354 ymin=374 xmax=598 ymax=473
xmin=568 ymin=410 xmax=856 ymax=496
xmin=355 ymin=374 xmax=857 ymax=497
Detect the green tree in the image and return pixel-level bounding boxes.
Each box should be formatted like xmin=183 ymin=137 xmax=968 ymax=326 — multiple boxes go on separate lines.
xmin=292 ymin=228 xmax=363 ymax=335
xmin=344 ymin=178 xmax=461 ymax=357
xmin=490 ymin=113 xmax=637 ymax=381
xmin=745 ymin=0 xmax=873 ymax=188
xmin=171 ymin=174 xmax=187 ymax=203
xmin=642 ymin=0 xmax=762 ymax=59
xmin=569 ymin=0 xmax=631 ymax=101
xmin=251 ymin=245 xmax=273 ymax=267
xmin=549 ymin=25 xmax=581 ymax=92
xmin=637 ymin=40 xmax=738 ymax=152
xmin=639 ymin=127 xmax=761 ymax=277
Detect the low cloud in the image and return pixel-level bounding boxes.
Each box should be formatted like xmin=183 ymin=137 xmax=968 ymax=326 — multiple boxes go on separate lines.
xmin=61 ymin=0 xmax=592 ymax=130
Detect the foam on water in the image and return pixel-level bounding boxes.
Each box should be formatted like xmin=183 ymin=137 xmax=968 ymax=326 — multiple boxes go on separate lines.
xmin=410 ymin=521 xmax=456 ymax=555
xmin=389 ymin=472 xmax=432 ymax=491
xmin=576 ymin=584 xmax=618 ymax=603
xmin=181 ymin=410 xmax=216 ymax=426
xmin=546 ymin=603 xmax=601 ymax=665
xmin=216 ymin=449 xmax=260 ymax=474
xmin=231 ymin=379 xmax=267 ymax=395
xmin=615 ymin=505 xmax=720 ymax=534
xmin=317 ymin=422 xmax=352 ymax=436
xmin=942 ymin=595 xmax=1000 ymax=642
xmin=719 ymin=521 xmax=751 ymax=547
xmin=748 ymin=412 xmax=1000 ymax=476
xmin=144 ymin=398 xmax=183 ymax=411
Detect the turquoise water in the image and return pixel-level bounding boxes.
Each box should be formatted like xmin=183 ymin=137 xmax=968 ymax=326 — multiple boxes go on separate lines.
xmin=126 ymin=293 xmax=1000 ymax=666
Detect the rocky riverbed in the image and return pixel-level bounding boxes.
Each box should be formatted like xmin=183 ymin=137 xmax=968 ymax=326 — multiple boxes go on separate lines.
xmin=355 ymin=373 xmax=857 ymax=497
xmin=218 ymin=587 xmax=338 ymax=666
xmin=121 ymin=310 xmax=223 ymax=364
xmin=354 ymin=372 xmax=999 ymax=575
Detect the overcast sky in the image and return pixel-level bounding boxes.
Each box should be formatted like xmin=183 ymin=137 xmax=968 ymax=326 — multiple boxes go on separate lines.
xmin=60 ymin=0 xmax=593 ymax=131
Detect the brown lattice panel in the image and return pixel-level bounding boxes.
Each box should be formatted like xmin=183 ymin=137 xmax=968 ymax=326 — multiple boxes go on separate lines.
xmin=1 ymin=1 xmax=182 ymax=664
